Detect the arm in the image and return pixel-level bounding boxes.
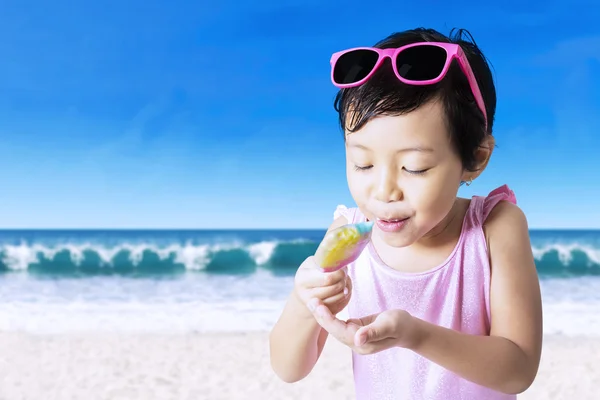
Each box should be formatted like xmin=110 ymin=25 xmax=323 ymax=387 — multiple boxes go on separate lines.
xmin=269 ymin=287 xmax=329 ymax=383
xmin=269 ymin=215 xmax=348 ymax=383
xmin=407 ymin=201 xmax=543 ymax=394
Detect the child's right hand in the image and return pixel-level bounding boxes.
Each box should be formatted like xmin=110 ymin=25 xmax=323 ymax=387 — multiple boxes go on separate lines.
xmin=293 ymin=256 xmax=352 ymax=318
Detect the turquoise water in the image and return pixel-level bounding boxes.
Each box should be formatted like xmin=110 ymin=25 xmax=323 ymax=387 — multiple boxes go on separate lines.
xmin=0 ymin=229 xmax=597 ymax=277
xmin=0 ymin=229 xmax=598 ymax=335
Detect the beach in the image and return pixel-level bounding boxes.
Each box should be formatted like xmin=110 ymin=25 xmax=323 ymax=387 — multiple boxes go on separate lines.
xmin=0 ymin=228 xmax=599 ymax=399
xmin=0 ymin=331 xmax=597 ymax=399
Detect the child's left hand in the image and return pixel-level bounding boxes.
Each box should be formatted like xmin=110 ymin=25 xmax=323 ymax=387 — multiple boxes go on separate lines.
xmin=308 ymin=298 xmax=419 ymax=354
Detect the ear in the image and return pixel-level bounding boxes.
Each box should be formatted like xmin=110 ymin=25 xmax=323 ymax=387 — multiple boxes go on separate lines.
xmin=461 ymin=135 xmax=495 ymax=182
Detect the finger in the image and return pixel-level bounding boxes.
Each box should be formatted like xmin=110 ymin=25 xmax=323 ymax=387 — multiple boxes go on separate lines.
xmin=355 ymin=320 xmax=392 ymax=346
xmin=313 ymin=269 xmax=347 ymax=288
xmin=319 ymin=275 xmax=352 ymax=304
xmin=323 ymin=266 xmax=347 ymax=285
xmin=322 ymin=290 xmax=346 ymax=305
xmin=354 ymin=337 xmax=399 ymax=355
xmin=311 ymin=280 xmax=346 ymax=299
xmin=323 ymin=279 xmax=352 ymax=304
xmin=310 ymin=299 xmax=355 ymax=346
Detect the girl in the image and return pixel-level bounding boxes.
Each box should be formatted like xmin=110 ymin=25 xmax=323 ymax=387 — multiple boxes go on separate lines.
xmin=269 ymin=27 xmax=543 ymax=399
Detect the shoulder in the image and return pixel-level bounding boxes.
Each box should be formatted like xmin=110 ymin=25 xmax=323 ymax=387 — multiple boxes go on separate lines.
xmin=479 ymin=186 xmax=535 ymax=276
xmin=477 ymin=184 xmax=524 ymax=250
xmin=483 ymin=200 xmax=529 ymax=245
xmin=481 ymin=189 xmax=532 ymax=275
xmin=483 ymin=199 xmax=531 ymax=264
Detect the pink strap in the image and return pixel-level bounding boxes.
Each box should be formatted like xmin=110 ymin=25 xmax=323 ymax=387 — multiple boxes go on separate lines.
xmin=482 ymin=185 xmax=517 ymax=222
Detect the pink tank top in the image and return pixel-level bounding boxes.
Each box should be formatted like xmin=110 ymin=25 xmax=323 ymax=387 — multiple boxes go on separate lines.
xmin=333 ymin=185 xmax=517 ymax=400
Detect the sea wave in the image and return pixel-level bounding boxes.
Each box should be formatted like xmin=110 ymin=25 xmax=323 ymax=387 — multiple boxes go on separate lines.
xmin=0 ymin=240 xmax=599 ymax=277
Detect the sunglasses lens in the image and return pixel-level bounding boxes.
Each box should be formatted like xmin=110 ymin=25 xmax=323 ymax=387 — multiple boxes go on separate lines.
xmin=333 ymin=49 xmax=379 ymax=84
xmin=395 ymin=45 xmax=447 ymax=81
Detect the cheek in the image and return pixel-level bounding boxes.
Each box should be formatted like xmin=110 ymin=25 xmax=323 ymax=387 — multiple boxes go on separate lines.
xmin=347 ymin=171 xmax=365 ymax=199
xmin=410 ymin=173 xmax=461 ymax=219
xmin=346 ymin=170 xmax=374 ymax=215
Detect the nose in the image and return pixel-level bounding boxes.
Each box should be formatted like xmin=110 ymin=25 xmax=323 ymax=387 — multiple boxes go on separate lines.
xmin=373 ymin=167 xmax=402 ymax=203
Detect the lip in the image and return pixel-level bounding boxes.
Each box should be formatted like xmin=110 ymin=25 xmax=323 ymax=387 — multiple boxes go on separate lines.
xmin=375 ymin=217 xmax=410 ymax=233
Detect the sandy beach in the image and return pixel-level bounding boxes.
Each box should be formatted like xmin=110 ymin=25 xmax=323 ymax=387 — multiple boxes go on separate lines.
xmin=0 ymin=332 xmax=597 ymax=400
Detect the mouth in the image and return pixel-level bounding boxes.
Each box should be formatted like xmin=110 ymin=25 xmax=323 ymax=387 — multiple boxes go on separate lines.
xmin=377 ymin=216 xmax=409 ymax=222
xmin=374 ymin=216 xmax=410 ymax=233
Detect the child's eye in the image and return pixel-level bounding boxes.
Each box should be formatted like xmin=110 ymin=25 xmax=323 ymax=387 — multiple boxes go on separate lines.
xmin=404 ymin=168 xmax=429 ymax=175
xmin=354 ymin=165 xmax=372 ymax=171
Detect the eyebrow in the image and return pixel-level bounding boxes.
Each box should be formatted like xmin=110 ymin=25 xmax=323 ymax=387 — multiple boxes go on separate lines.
xmin=347 ymin=143 xmax=435 ymax=153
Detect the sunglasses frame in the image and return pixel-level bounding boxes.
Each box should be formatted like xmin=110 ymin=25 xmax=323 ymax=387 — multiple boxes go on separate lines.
xmin=330 ymin=42 xmax=488 ymax=130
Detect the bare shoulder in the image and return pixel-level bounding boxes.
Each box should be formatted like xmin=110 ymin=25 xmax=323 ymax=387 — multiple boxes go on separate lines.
xmin=482 ymin=199 xmax=535 ymax=280
xmin=483 ymin=200 xmax=529 ymax=247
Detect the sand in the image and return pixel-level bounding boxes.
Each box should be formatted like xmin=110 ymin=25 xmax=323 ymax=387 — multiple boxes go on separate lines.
xmin=0 ymin=332 xmax=597 ymax=400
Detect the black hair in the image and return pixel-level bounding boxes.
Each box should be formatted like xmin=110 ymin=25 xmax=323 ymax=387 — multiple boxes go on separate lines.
xmin=333 ymin=28 xmax=496 ymax=172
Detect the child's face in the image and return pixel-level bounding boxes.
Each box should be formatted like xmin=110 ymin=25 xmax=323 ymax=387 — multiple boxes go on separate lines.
xmin=345 ymin=100 xmax=469 ymax=248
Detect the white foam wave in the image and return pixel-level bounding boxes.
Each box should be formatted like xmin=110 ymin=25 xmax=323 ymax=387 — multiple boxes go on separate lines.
xmin=247 ymin=242 xmax=278 ymax=265
xmin=1 ymin=241 xmax=599 ymax=272
xmin=0 ymin=240 xmax=282 ymax=271
xmin=540 ymin=277 xmax=600 ymax=336
xmin=0 ymin=274 xmax=599 ymax=336
xmin=0 ymin=271 xmax=294 ymax=334
xmin=0 ymin=240 xmax=600 ymax=270
xmin=532 ymin=243 xmax=600 ymax=266
xmin=2 ymin=295 xmax=599 ymax=337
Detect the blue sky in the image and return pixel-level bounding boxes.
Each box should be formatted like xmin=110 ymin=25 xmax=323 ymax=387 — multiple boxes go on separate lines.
xmin=0 ymin=0 xmax=598 ymax=229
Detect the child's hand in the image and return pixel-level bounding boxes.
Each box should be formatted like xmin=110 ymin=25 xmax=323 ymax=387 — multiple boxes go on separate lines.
xmin=308 ymin=298 xmax=419 ymax=355
xmin=293 ymin=256 xmax=352 ymax=318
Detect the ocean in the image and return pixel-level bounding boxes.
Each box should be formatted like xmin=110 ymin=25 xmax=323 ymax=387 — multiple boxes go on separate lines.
xmin=0 ymin=229 xmax=598 ymax=336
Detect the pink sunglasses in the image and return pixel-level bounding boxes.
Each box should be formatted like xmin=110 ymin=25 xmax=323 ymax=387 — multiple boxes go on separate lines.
xmin=330 ymin=42 xmax=488 ymax=130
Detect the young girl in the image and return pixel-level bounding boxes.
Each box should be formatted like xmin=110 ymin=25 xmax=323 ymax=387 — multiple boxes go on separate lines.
xmin=269 ymin=27 xmax=543 ymax=399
